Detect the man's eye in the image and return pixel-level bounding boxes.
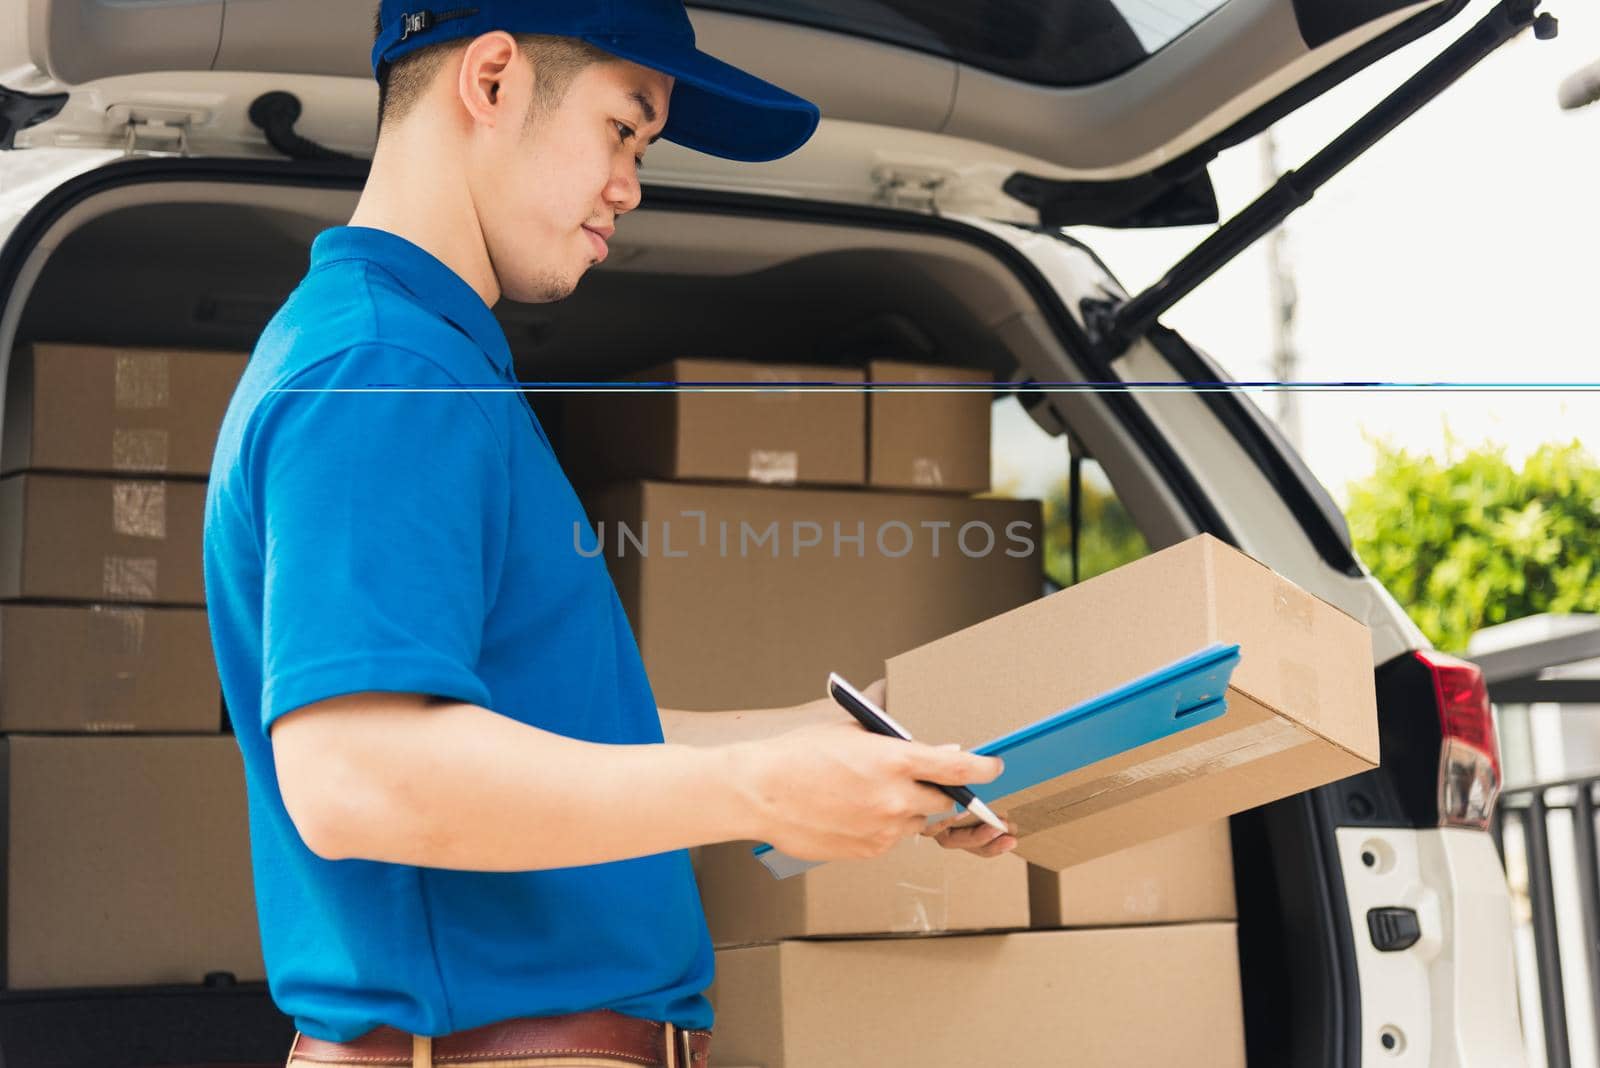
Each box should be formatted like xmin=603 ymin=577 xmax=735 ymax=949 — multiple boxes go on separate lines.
xmin=614 ymin=121 xmax=635 ymax=143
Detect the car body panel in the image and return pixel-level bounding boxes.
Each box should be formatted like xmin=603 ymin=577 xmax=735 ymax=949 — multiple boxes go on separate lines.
xmin=4 ymin=0 xmax=1461 ymax=221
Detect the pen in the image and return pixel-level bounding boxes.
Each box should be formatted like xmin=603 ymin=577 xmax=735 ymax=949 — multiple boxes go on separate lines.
xmin=826 ymin=672 xmax=1011 ymax=836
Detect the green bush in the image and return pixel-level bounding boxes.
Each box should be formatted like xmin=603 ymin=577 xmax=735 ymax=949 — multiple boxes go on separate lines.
xmin=991 ymin=463 xmax=1149 ymax=589
xmin=1040 ymin=469 xmax=1149 ymax=588
xmin=1345 ymin=437 xmax=1600 ymax=652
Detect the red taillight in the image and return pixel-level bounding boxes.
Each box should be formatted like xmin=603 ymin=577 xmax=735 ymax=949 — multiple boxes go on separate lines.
xmin=1415 ymin=649 xmax=1502 ymax=829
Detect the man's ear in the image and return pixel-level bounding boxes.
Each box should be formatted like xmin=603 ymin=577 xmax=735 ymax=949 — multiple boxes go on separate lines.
xmin=457 ymin=31 xmax=522 ymax=127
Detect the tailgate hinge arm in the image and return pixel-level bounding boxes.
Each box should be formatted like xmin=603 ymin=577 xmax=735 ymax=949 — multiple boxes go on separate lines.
xmin=0 ymin=84 xmax=69 ymax=150
xmin=1096 ymin=0 xmax=1554 ymax=360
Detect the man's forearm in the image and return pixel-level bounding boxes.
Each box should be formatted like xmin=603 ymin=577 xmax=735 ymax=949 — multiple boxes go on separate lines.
xmin=301 ymin=699 xmax=760 ymax=871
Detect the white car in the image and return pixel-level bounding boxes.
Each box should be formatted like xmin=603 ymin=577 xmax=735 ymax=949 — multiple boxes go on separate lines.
xmin=0 ymin=0 xmax=1534 ymax=1065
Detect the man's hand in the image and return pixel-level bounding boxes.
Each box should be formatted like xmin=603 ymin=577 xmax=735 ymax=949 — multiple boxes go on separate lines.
xmin=923 ymin=812 xmax=1020 ymax=858
xmin=728 ymin=677 xmax=1019 ymax=862
xmin=790 ymin=677 xmax=1020 ymax=859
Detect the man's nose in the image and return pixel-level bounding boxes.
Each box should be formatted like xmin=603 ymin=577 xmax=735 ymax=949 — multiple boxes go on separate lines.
xmin=606 ymin=168 xmax=643 ymax=215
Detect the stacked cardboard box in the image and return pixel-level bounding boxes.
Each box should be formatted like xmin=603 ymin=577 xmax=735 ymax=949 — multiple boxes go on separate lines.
xmin=563 ymin=359 xmax=869 ymax=489
xmin=696 ymin=536 xmax=1376 ymax=1065
xmin=1 ymin=734 xmax=265 ymax=988
xmin=0 ymin=342 xmax=260 ymax=990
xmin=865 ymin=359 xmax=991 ymax=493
xmin=710 ymin=924 xmax=1247 ymax=1068
xmin=563 ymin=357 xmax=996 ymax=496
xmin=0 ymin=343 xmax=243 ymax=730
xmin=568 ymin=361 xmax=1259 ymax=1066
xmin=700 ymin=534 xmax=1377 ymax=1066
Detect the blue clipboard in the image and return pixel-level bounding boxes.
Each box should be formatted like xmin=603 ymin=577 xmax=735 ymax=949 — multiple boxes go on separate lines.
xmin=752 ymin=641 xmax=1242 ymax=879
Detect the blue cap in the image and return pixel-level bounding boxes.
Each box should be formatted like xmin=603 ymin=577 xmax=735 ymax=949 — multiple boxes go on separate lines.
xmin=372 ymin=1 xmax=821 ymax=163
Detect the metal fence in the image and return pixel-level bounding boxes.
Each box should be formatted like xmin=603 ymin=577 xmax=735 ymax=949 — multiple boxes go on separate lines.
xmin=1477 ymin=617 xmax=1600 ymax=1068
xmin=1495 ymin=775 xmax=1600 ymax=1068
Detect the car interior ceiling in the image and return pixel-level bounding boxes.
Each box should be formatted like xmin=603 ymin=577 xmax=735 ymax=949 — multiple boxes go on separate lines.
xmin=17 ymin=196 xmax=1011 ymax=376
xmin=13 ymin=193 xmax=1042 ymax=439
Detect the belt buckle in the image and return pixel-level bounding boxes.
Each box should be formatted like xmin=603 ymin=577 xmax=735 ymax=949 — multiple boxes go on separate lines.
xmin=663 ymin=1020 xmax=702 ymax=1068
xmin=663 ymin=1020 xmax=678 ymax=1068
xmin=676 ymin=1024 xmax=706 ymax=1068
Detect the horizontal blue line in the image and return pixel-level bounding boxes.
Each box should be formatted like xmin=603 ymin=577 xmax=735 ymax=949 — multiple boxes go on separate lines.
xmin=267 ymin=381 xmax=1600 ymax=392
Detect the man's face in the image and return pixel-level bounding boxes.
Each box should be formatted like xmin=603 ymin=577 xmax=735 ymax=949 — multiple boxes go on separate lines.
xmin=473 ymin=53 xmax=672 ymax=304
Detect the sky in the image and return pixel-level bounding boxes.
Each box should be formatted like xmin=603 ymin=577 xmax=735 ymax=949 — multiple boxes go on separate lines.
xmin=996 ymin=0 xmax=1600 ymax=507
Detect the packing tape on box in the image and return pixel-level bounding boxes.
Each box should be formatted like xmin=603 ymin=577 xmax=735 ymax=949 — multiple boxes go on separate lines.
xmin=112 ymin=481 xmax=167 ymax=539
xmin=750 ymin=367 xmax=802 ymax=401
xmin=1273 ymin=578 xmax=1316 ymax=632
xmin=114 ymin=353 xmax=171 ymax=409
xmin=910 ymin=457 xmax=945 ymax=487
xmin=748 ymin=449 xmax=799 ymax=484
xmin=1003 ymin=717 xmax=1317 ymax=835
xmin=102 ymin=555 xmax=159 ymax=600
xmin=892 ymin=847 xmax=953 ymax=933
xmin=81 ymin=605 xmax=146 ymax=731
xmin=112 ymin=428 xmax=171 ymax=472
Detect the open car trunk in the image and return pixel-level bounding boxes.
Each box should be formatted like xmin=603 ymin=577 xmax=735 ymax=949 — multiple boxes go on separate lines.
xmin=0 ymin=158 xmax=1371 ymax=1068
xmin=3 ymin=0 xmax=1473 ymax=226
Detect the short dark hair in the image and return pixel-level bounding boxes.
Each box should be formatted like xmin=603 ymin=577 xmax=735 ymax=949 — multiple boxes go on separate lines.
xmin=373 ymin=11 xmax=615 ymax=133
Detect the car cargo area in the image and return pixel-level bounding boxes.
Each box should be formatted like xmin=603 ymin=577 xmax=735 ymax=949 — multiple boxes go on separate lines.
xmin=0 ymin=168 xmax=1347 ymax=1067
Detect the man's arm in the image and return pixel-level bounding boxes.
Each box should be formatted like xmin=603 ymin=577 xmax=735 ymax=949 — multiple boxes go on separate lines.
xmin=271 ymin=689 xmax=1005 ymax=871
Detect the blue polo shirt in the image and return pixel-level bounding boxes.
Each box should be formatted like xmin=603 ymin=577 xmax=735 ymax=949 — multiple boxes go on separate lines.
xmin=203 ymin=225 xmax=714 ymax=1042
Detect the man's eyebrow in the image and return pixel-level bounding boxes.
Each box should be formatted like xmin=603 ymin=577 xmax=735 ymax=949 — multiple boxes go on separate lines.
xmin=628 ymin=90 xmax=664 ymax=144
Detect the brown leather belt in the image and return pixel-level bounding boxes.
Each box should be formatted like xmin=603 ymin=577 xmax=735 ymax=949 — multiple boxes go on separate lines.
xmin=287 ymin=1009 xmax=712 ymax=1067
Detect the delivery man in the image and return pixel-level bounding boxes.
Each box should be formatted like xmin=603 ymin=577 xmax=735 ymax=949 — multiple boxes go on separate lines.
xmin=202 ymin=3 xmax=1018 ymax=1067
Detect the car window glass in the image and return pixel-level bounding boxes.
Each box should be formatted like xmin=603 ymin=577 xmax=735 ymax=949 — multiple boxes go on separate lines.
xmin=692 ymin=0 xmax=1227 ymax=85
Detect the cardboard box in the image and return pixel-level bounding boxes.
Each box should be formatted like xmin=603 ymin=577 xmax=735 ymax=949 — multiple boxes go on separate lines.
xmin=709 ymin=923 xmax=1245 ymax=1068
xmin=562 ymin=359 xmax=865 ymax=488
xmin=2 ymin=343 xmax=247 ymax=477
xmin=0 ymin=473 xmax=206 ymax=604
xmin=1029 ymin=819 xmax=1235 ymax=928
xmin=695 ymin=834 xmax=1029 ymax=947
xmin=886 ymin=534 xmax=1378 ymax=870
xmin=866 ymin=360 xmax=991 ymax=493
xmin=0 ymin=603 xmax=220 ymax=733
xmin=2 ymin=735 xmax=264 ymax=988
xmin=584 ymin=480 xmax=1042 ymax=710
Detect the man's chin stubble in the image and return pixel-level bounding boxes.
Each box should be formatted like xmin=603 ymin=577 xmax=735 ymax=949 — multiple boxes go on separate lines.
xmin=522 ymin=271 xmax=578 ymax=304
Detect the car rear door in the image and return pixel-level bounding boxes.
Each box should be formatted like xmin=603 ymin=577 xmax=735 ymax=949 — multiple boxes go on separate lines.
xmin=5 ymin=0 xmax=1469 ymax=226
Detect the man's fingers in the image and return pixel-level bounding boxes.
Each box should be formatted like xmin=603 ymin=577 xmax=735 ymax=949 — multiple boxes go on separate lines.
xmin=934 ymin=823 xmax=1018 ymax=857
xmin=906 ymin=744 xmax=1003 ymax=787
xmin=934 ymin=823 xmax=1004 ymax=851
xmin=908 ymin=783 xmax=959 ymax=817
xmin=972 ymin=833 xmax=1018 ymax=858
